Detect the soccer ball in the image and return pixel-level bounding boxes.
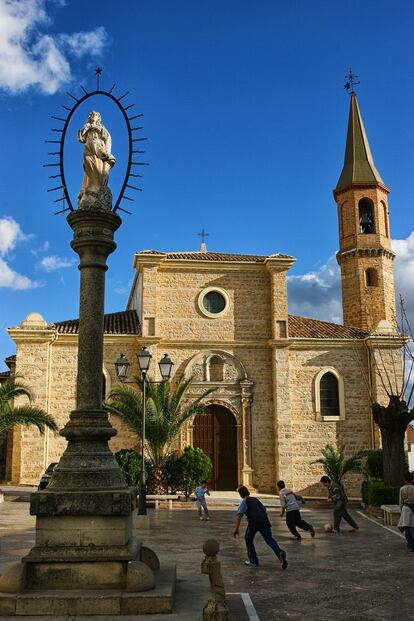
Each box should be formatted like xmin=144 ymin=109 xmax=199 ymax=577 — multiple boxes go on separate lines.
xmin=324 ymin=523 xmax=333 ymax=532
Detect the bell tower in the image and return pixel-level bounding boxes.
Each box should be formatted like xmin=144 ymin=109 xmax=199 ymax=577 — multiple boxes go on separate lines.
xmin=333 ymin=92 xmax=396 ymax=332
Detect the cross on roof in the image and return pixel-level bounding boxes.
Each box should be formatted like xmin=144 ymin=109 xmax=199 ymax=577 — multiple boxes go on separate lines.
xmin=197 ymin=228 xmax=209 ymax=244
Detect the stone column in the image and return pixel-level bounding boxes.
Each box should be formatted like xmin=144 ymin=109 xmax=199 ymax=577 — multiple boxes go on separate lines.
xmin=0 ymin=207 xmax=159 ymax=602
xmin=240 ymin=381 xmax=254 ymax=487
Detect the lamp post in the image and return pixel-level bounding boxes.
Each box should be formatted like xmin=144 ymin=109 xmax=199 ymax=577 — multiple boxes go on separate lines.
xmin=114 ymin=349 xmax=174 ymax=515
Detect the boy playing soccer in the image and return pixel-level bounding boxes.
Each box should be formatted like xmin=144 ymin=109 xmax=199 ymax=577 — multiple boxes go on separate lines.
xmin=234 ymin=486 xmax=287 ymax=569
xmin=277 ymin=480 xmax=315 ymax=540
xmin=195 ymin=480 xmax=210 ymax=520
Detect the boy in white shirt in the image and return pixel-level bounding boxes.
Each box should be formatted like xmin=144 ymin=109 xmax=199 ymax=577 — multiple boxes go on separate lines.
xmin=277 ymin=480 xmax=315 ymax=540
xmin=195 ymin=480 xmax=210 ymax=520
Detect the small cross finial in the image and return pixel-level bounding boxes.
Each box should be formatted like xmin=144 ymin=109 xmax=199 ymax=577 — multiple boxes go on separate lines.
xmin=197 ymin=228 xmax=209 ymax=244
xmin=197 ymin=228 xmax=209 ymax=253
xmin=344 ymin=68 xmax=360 ymax=95
xmin=95 ymin=67 xmax=102 ymax=90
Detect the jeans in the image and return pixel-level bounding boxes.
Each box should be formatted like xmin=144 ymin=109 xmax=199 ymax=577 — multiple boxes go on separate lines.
xmin=333 ymin=501 xmax=358 ymax=531
xmin=404 ymin=526 xmax=414 ymax=551
xmin=197 ymin=499 xmax=209 ymax=518
xmin=286 ymin=509 xmax=313 ymax=538
xmin=245 ymin=522 xmax=284 ymax=565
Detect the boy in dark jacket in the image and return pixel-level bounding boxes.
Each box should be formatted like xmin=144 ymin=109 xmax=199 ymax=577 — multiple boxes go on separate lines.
xmin=233 ymin=486 xmax=287 ymax=569
xmin=320 ymin=475 xmax=359 ymax=533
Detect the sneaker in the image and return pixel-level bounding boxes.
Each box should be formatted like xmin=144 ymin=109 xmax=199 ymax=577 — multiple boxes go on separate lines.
xmin=199 ymin=517 xmax=204 ymax=520
xmin=290 ymin=536 xmax=301 ymax=541
xmin=205 ymin=517 xmax=210 ymax=521
xmin=244 ymin=560 xmax=259 ymax=567
xmin=309 ymin=526 xmax=315 ymax=538
xmin=331 ymin=529 xmax=340 ymax=533
xmin=349 ymin=527 xmax=359 ymax=532
xmin=279 ymin=551 xmax=288 ymax=570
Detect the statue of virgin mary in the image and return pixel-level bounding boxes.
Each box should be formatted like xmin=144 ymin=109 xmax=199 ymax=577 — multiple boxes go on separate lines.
xmin=77 ymin=111 xmax=116 ymax=209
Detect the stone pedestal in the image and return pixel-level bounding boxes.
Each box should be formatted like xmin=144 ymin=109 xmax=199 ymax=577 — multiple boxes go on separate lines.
xmin=0 ymin=206 xmax=175 ymax=615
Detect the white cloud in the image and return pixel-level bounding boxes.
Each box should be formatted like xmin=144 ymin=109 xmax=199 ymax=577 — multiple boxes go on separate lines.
xmin=0 ymin=216 xmax=28 ymax=255
xmin=0 ymin=257 xmax=39 ymax=289
xmin=38 ymin=254 xmax=74 ymax=271
xmin=0 ymin=0 xmax=107 ymax=95
xmin=0 ymin=216 xmax=39 ymax=289
xmin=287 ymin=254 xmax=343 ymax=323
xmin=287 ymin=230 xmax=414 ymax=334
xmin=59 ymin=26 xmax=107 ymax=59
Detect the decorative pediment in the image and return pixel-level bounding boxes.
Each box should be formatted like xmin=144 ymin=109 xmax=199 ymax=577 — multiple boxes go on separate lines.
xmin=183 ymin=350 xmax=248 ymax=384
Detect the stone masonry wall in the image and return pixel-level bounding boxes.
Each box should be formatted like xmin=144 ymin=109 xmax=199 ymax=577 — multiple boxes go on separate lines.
xmin=288 ymin=344 xmax=373 ymax=497
xmin=12 ymin=334 xmax=138 ymax=485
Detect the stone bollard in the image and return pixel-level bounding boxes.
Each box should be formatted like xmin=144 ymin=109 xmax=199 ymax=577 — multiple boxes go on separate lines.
xmin=201 ymin=539 xmax=229 ymax=621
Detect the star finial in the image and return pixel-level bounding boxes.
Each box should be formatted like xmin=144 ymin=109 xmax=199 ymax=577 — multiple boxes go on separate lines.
xmin=95 ymin=67 xmax=102 ymax=90
xmin=344 ymin=68 xmax=360 ymax=95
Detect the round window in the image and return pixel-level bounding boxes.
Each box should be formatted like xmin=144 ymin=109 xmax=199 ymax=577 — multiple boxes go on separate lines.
xmin=203 ymin=291 xmax=226 ymax=314
xmin=198 ymin=287 xmax=230 ymax=318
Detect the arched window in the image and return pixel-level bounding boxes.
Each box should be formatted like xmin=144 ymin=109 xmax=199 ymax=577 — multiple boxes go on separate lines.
xmin=314 ymin=368 xmax=345 ymax=420
xmin=359 ymin=198 xmax=375 ymax=234
xmin=208 ymin=356 xmax=224 ymax=382
xmin=365 ymin=268 xmax=378 ymax=287
xmin=382 ymin=201 xmax=389 ymax=237
xmin=102 ymin=366 xmax=111 ymax=400
xmin=102 ymin=374 xmax=107 ymax=401
xmin=320 ymin=373 xmax=340 ymax=418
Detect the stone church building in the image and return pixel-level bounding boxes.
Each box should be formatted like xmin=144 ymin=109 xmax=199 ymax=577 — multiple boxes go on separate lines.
xmin=2 ymin=94 xmax=404 ymax=494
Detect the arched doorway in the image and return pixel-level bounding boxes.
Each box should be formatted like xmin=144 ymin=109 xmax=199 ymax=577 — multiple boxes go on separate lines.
xmin=192 ymin=404 xmax=238 ymax=490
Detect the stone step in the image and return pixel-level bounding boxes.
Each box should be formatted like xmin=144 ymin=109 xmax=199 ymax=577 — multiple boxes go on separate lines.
xmin=0 ymin=566 xmax=175 ymax=617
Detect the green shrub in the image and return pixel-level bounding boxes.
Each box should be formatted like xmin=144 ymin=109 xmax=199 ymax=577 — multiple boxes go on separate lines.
xmin=361 ymin=480 xmax=399 ymax=506
xmin=114 ymin=449 xmax=151 ymax=487
xmin=364 ymin=450 xmax=384 ymax=480
xmin=169 ymin=446 xmax=212 ymax=497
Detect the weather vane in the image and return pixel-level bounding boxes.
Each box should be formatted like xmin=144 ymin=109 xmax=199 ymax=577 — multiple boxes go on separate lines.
xmin=198 ymin=228 xmax=209 ymax=244
xmin=344 ymin=68 xmax=360 ymax=95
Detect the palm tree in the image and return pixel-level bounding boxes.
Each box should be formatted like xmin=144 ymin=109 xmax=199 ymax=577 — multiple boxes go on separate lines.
xmin=0 ymin=375 xmax=58 ymax=435
xmin=105 ymin=376 xmax=215 ymax=492
xmin=312 ymin=444 xmax=365 ymax=486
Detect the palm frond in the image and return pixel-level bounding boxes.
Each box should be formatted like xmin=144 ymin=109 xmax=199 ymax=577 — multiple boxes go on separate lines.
xmin=0 ymin=406 xmax=58 ymax=435
xmin=0 ymin=375 xmax=34 ymax=407
xmin=104 ymin=375 xmax=215 ymax=468
xmin=312 ymin=443 xmax=364 ymax=483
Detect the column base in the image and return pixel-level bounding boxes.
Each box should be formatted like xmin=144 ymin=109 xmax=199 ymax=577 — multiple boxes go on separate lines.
xmin=0 ymin=565 xmax=176 ymax=616
xmin=242 ymin=467 xmax=255 ymax=488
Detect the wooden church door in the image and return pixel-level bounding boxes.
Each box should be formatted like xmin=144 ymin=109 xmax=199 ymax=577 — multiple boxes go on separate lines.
xmin=192 ymin=404 xmax=238 ymax=490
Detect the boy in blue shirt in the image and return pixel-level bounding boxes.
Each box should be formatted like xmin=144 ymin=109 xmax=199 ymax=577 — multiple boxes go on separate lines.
xmin=233 ymin=486 xmax=287 ymax=569
xmin=195 ymin=480 xmax=210 ymax=520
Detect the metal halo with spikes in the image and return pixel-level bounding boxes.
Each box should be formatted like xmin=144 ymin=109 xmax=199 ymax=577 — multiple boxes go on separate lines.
xmin=43 ymin=75 xmax=148 ymax=215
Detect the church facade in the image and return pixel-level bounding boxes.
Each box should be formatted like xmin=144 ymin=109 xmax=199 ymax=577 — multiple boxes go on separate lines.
xmin=2 ymin=94 xmax=403 ymax=494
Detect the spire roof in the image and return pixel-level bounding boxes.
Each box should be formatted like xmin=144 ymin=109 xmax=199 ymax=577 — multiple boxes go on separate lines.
xmin=336 ymin=93 xmax=385 ymax=192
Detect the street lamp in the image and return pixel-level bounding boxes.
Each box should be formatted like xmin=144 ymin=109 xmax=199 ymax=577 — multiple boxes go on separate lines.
xmin=113 ymin=347 xmax=174 ymax=515
xmin=114 ymin=353 xmax=130 ymax=381
xmin=136 ymin=346 xmax=152 ymax=515
xmin=158 ymin=353 xmax=174 ymax=381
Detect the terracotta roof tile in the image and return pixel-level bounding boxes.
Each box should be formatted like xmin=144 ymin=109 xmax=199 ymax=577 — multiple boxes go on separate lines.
xmin=53 ymin=310 xmax=140 ymax=335
xmin=138 ymin=250 xmax=293 ymax=262
xmin=288 ymin=315 xmax=368 ymax=339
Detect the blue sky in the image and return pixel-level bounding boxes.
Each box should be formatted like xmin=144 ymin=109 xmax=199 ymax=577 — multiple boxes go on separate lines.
xmin=1 ymin=0 xmax=414 ymax=368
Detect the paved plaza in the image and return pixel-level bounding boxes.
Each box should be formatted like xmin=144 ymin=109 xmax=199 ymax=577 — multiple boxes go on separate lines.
xmin=0 ymin=490 xmax=412 ymax=620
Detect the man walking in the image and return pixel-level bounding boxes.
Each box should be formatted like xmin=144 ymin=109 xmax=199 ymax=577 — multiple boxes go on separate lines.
xmin=320 ymin=475 xmax=359 ymax=533
xmin=233 ymin=486 xmax=287 ymax=569
xmin=277 ymin=480 xmax=315 ymax=540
